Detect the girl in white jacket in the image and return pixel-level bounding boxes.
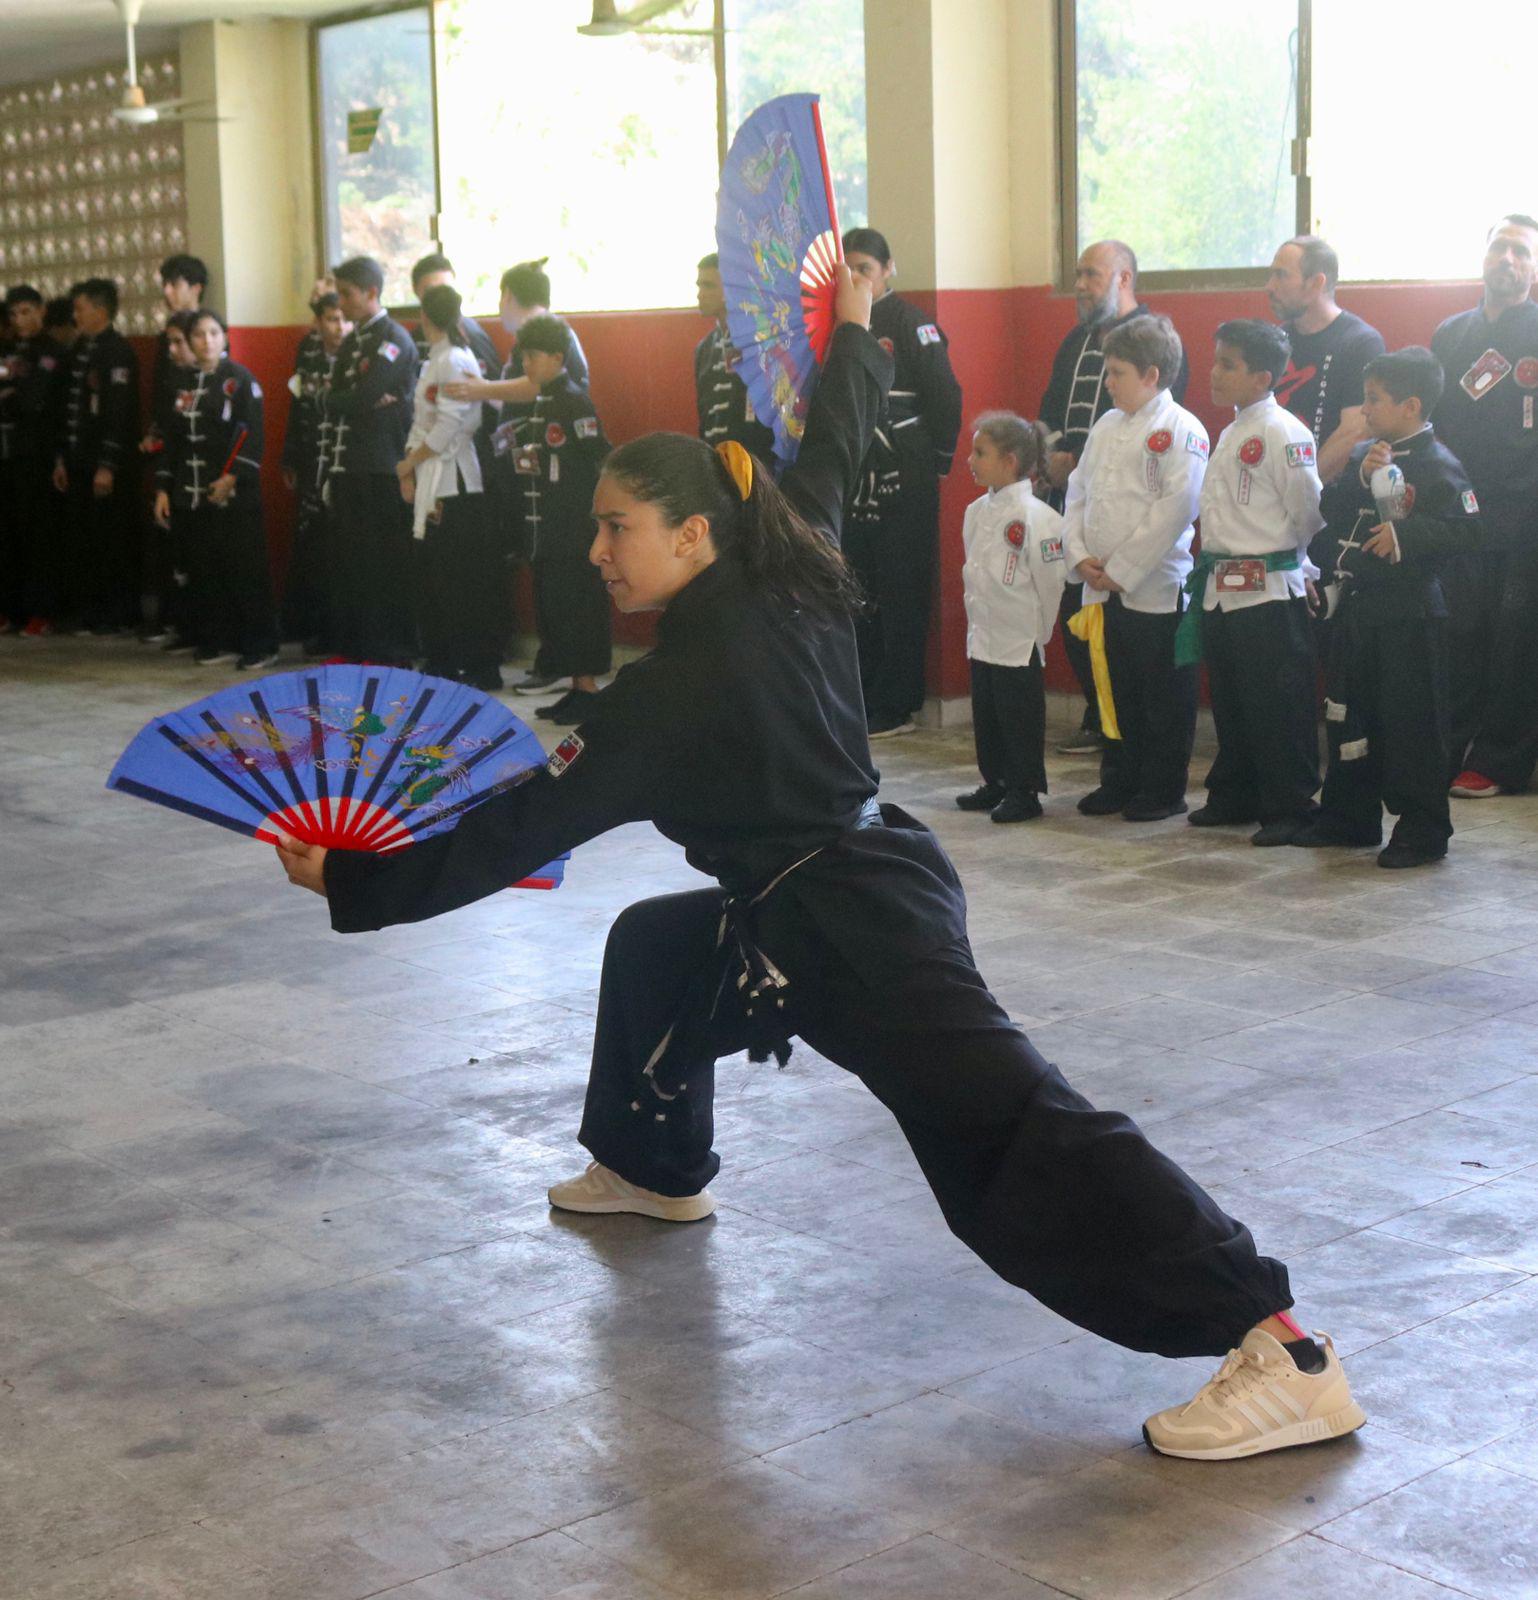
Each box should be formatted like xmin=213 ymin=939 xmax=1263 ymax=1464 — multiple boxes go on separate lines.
xmin=957 ymin=412 xmax=1067 ymax=821
xmin=397 ymin=284 xmax=502 ymax=689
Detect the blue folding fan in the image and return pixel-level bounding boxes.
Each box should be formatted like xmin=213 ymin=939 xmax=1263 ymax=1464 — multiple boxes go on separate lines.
xmin=107 ymin=665 xmax=567 ymax=890
xmin=716 ymin=92 xmax=843 ymax=466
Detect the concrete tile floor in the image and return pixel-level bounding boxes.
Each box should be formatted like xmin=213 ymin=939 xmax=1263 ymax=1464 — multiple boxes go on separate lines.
xmin=3 ymin=635 xmax=1536 ymax=1598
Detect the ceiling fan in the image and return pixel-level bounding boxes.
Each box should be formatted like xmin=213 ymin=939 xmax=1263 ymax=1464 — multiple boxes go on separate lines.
xmin=108 ymin=0 xmax=221 ymax=125
xmin=577 ymin=0 xmax=715 ymax=37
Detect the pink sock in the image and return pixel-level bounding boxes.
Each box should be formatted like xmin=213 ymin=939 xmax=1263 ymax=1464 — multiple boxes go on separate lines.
xmin=1274 ymin=1310 xmax=1307 ymax=1341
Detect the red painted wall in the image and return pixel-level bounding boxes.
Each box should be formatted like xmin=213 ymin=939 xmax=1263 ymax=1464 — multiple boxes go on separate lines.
xmin=158 ymin=279 xmax=1482 ymax=688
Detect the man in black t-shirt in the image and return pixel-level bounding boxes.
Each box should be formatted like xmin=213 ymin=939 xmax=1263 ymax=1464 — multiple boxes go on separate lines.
xmin=1266 ymin=236 xmax=1384 ymax=485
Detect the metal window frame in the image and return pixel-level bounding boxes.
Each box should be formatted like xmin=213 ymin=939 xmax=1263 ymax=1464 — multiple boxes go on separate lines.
xmin=1056 ymin=0 xmax=1311 ymax=292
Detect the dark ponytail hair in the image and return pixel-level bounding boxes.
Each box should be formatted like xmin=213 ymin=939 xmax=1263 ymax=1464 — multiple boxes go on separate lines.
xmin=602 ymin=432 xmax=863 ymax=617
xmin=420 ymin=284 xmax=467 ymax=347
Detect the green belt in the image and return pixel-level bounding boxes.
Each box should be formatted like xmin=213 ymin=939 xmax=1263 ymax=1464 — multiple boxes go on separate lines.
xmin=1174 ymin=549 xmax=1303 ymax=667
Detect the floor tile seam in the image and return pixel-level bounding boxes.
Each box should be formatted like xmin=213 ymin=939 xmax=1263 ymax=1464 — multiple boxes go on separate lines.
xmin=6 ymin=1508 xmax=202 ymax=1588
xmin=1160 ymin=1531 xmax=1339 ymax=1600
xmin=921 ymin=1530 xmax=1087 ymax=1599
xmin=1308 ymin=1522 xmax=1501 ymax=1597
xmin=1318 ymin=1265 xmax=1538 ymax=1356
xmin=1286 ymin=1110 xmax=1538 ymax=1171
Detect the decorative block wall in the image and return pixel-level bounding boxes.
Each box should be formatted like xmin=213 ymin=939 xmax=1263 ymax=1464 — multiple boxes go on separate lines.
xmin=0 ymin=54 xmax=188 ymax=335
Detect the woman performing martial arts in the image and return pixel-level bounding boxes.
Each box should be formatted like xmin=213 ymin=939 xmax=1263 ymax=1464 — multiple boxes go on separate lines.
xmin=275 ymin=267 xmax=1365 ymax=1462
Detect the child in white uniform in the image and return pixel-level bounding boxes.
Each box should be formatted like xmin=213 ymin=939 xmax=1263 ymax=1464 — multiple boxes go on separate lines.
xmin=957 ymin=413 xmax=1066 ymax=822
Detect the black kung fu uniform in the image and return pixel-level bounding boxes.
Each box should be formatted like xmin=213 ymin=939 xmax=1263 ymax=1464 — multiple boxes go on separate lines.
xmin=0 ymin=333 xmax=62 ymax=623
xmin=1039 ymin=304 xmax=1192 ymax=734
xmin=844 ymin=292 xmax=963 ymax=725
xmin=694 ymin=324 xmax=776 ymax=461
xmin=508 ymin=371 xmax=612 ymax=680
xmin=321 ymin=321 xmax=1293 ymax=1361
xmin=323 ymin=309 xmax=419 ymax=660
xmin=1314 ymin=427 xmax=1481 ymax=854
xmin=52 ymin=324 xmax=140 ymax=629
xmin=1430 ymin=300 xmax=1538 ymax=783
xmin=158 ymin=358 xmax=276 ymax=660
xmin=280 ymin=328 xmax=337 ymax=645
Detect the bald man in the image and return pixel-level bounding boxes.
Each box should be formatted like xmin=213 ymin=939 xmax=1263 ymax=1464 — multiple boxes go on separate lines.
xmin=1038 ymin=240 xmax=1191 ymax=751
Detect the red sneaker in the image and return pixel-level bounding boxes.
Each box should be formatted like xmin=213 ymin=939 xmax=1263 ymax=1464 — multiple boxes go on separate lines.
xmin=1450 ymin=769 xmax=1500 ymax=798
xmin=20 ymin=616 xmax=53 ymax=638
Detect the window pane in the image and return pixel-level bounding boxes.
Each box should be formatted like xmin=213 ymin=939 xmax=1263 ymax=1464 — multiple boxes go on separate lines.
xmin=316 ymin=7 xmax=438 ymax=306
xmin=1075 ymin=0 xmax=1297 ymax=272
xmin=1312 ymin=1 xmax=1529 ymax=281
xmin=724 ymin=0 xmax=867 ymax=227
xmin=435 ymin=0 xmax=718 ymax=314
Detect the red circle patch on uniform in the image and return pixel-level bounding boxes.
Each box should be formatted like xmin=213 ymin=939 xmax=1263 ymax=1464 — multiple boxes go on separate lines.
xmin=878 ymin=336 xmax=895 ymax=356
xmin=1239 ymin=436 xmax=1265 ymax=467
xmin=1145 ymin=429 xmax=1172 ymax=455
xmin=545 ymin=422 xmax=567 ymax=449
xmin=1004 ymin=520 xmax=1026 ymax=548
xmin=1515 ymin=358 xmax=1538 ymax=389
xmin=222 ymin=377 xmax=237 ymax=397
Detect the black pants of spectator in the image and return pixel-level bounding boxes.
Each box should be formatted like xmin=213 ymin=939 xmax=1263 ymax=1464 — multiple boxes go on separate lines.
xmin=1319 ymin=613 xmax=1452 ymax=854
xmin=1201 ymin=598 xmax=1320 ymax=823
xmin=1444 ymin=538 xmax=1508 ymax=778
xmin=330 ymin=473 xmax=415 ymax=663
xmin=532 ymin=535 xmax=612 ymax=680
xmin=1463 ymin=544 xmax=1538 ymax=790
xmin=181 ymin=499 xmax=277 ymax=660
xmin=576 ymin=875 xmax=1292 ymax=1360
xmin=60 ymin=465 xmax=140 ymax=630
xmin=1098 ymin=595 xmax=1196 ymax=807
xmin=282 ymin=488 xmax=332 ymax=647
xmin=418 ymin=492 xmax=506 ymax=687
xmin=0 ymin=457 xmax=39 ymax=623
xmin=15 ymin=466 xmax=65 ymax=622
xmin=1057 ymin=581 xmax=1101 ymax=737
xmin=970 ymin=656 xmax=1047 ymax=796
xmin=843 ymin=475 xmax=939 ymax=722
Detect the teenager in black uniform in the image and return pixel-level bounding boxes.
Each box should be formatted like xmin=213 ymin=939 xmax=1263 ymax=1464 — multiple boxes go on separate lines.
xmin=275 ymin=266 xmax=1365 ymax=1466
xmin=153 ymin=310 xmax=276 ymax=669
xmin=0 ymin=285 xmax=57 ymax=633
xmin=1039 ymin=240 xmax=1192 ymax=752
xmin=323 ymin=256 xmax=419 ymax=663
xmin=842 ymin=227 xmax=962 ymax=738
xmin=50 ymin=278 xmax=140 ymax=634
xmin=693 ymin=252 xmax=776 ymax=460
xmin=1298 ymin=348 xmax=1481 ymax=867
xmin=508 ymin=314 xmax=612 ymax=726
xmin=281 ymin=289 xmax=349 ymax=651
xmin=141 ymin=310 xmax=200 ymax=653
xmin=1430 ymin=215 xmax=1538 ymax=793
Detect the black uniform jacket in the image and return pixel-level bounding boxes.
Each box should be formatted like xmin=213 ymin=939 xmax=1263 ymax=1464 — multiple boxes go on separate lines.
xmin=507 ymin=372 xmax=609 ymax=558
xmin=0 ymin=335 xmax=60 ymax=459
xmin=866 ymin=292 xmax=962 ymax=480
xmin=1317 ymin=427 xmax=1482 ymax=625
xmin=1430 ymin=300 xmax=1538 ymax=544
xmin=53 ymin=326 xmax=140 ymax=473
xmin=157 ymin=358 xmax=265 ymax=512
xmin=694 ymin=325 xmax=776 ymax=460
xmin=324 ymin=310 xmax=418 ymax=477
xmin=281 ymin=328 xmax=329 ymax=489
xmin=325 ymin=323 xmax=970 ymax=976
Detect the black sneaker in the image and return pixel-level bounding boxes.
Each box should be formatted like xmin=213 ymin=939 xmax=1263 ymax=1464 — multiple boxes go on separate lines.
xmin=1122 ymin=797 xmax=1188 ymax=822
xmin=538 ymin=689 xmax=599 ymax=726
xmin=1056 ymin=731 xmax=1105 ymax=755
xmin=991 ymin=792 xmax=1043 ymax=824
xmin=1077 ymin=787 xmax=1132 ymax=816
xmin=1251 ymin=818 xmax=1313 ymax=847
xmin=1378 ymin=841 xmax=1446 ymax=869
xmin=236 ymin=649 xmax=280 ymax=671
xmin=956 ymin=783 xmax=1005 ymax=812
xmin=514 ymin=670 xmax=562 ymax=696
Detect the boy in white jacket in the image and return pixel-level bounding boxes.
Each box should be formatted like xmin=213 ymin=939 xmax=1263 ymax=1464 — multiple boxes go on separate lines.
xmin=1064 ymin=314 xmax=1208 ymax=820
xmin=957 ymin=412 xmax=1066 ymax=822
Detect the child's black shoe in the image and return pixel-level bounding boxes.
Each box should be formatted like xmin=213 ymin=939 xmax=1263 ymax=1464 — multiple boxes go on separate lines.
xmin=991 ymin=792 xmax=1043 ymax=824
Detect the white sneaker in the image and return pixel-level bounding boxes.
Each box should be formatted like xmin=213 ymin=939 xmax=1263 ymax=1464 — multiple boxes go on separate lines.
xmin=1143 ymin=1328 xmax=1365 ymax=1461
xmin=547 ymin=1161 xmax=716 ymax=1222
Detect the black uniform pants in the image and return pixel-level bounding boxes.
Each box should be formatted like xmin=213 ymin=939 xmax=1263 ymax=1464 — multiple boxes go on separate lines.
xmin=60 ymin=465 xmax=139 ymax=629
xmin=1445 ymin=542 xmax=1507 ymax=778
xmin=1319 ymin=615 xmax=1452 ymax=854
xmin=576 ymin=882 xmax=1291 ymax=1360
xmin=1464 ymin=544 xmax=1538 ymax=790
xmin=0 ymin=456 xmax=48 ymax=621
xmin=1201 ymin=598 xmax=1320 ymax=823
xmin=181 ymin=499 xmax=277 ymax=658
xmin=418 ymin=491 xmax=506 ymax=685
xmin=331 ymin=473 xmax=415 ymax=662
xmin=1057 ymin=582 xmax=1101 ymax=735
xmin=1098 ymin=596 xmax=1196 ymax=806
xmin=843 ymin=474 xmax=939 ymax=721
xmin=283 ymin=487 xmax=332 ymax=646
xmin=969 ymin=657 xmax=1047 ymax=795
xmin=532 ymin=535 xmax=612 ymax=680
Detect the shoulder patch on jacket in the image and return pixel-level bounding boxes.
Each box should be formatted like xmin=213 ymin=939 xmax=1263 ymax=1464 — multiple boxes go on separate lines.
xmin=110 ymin=366 xmax=131 ymax=385
xmin=915 ymin=323 xmax=941 ymax=346
xmin=1185 ymin=432 xmax=1209 ymax=457
xmin=1285 ymin=441 xmax=1316 ymax=468
xmin=1462 ymin=489 xmax=1480 ymax=514
xmin=379 ymin=341 xmax=401 ymax=362
xmin=574 ymin=415 xmax=599 ymax=440
xmin=546 ymin=733 xmax=585 ymax=777
xmin=1040 ymin=535 xmax=1064 ymax=562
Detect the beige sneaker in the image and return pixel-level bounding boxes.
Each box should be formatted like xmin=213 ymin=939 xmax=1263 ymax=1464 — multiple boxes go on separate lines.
xmin=1143 ymin=1328 xmax=1365 ymax=1460
xmin=547 ymin=1161 xmax=717 ymax=1223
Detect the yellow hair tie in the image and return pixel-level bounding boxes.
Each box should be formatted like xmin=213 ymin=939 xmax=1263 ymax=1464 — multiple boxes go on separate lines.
xmin=715 ymin=439 xmax=754 ymax=502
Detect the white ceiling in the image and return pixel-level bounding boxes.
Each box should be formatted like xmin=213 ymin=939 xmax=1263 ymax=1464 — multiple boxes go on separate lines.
xmin=0 ymin=1 xmax=343 ymax=86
